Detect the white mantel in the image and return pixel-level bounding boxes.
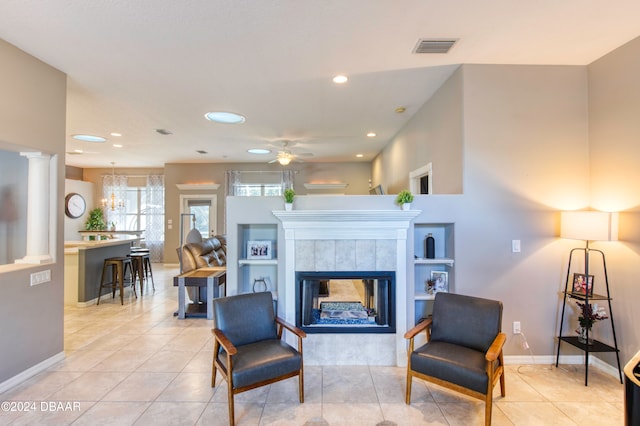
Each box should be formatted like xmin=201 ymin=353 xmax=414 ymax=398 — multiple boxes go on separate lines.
xmin=273 ymin=209 xmax=420 ymax=366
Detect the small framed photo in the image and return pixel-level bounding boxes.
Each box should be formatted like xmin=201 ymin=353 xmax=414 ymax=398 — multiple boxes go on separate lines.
xmin=247 ymin=240 xmax=272 ymax=260
xmin=572 ymin=273 xmax=594 ymax=295
xmin=430 ymin=271 xmax=449 ymax=294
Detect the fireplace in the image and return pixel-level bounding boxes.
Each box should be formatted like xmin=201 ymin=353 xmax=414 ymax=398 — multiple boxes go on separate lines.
xmin=296 ymin=271 xmax=395 ymax=333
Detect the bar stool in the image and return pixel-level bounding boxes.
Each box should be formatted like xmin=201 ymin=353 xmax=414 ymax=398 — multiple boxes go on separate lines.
xmin=97 ymin=256 xmax=135 ymax=305
xmin=131 ymin=248 xmax=155 ymax=292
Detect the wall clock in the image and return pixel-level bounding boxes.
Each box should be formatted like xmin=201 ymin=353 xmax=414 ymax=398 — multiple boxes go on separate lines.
xmin=65 ymin=193 xmax=86 ymax=218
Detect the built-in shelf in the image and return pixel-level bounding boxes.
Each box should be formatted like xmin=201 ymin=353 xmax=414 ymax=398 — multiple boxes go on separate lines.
xmin=176 ymin=183 xmax=220 ymax=191
xmin=238 ymin=259 xmax=278 ymax=266
xmin=414 ymin=258 xmax=454 ymax=266
xmin=415 ymin=293 xmax=436 ymax=301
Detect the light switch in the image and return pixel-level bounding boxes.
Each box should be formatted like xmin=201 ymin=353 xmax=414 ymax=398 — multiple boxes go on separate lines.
xmin=511 ymin=240 xmax=521 ymax=253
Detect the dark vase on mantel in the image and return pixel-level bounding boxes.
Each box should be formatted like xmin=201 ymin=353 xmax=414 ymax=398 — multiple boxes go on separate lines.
xmin=425 ymin=233 xmax=435 ymax=259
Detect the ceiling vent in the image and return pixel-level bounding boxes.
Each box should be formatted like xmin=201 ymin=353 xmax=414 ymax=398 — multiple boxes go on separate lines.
xmin=156 ymin=128 xmax=172 ymax=135
xmin=413 ymin=39 xmax=457 ymax=54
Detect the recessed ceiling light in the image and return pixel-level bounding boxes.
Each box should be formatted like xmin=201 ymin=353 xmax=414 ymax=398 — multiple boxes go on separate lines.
xmin=74 ymin=149 xmax=83 ymax=153
xmin=395 ymin=107 xmax=406 ymax=114
xmin=247 ymin=148 xmax=271 ymax=155
xmin=110 ymin=132 xmax=122 ymax=137
xmin=113 ymin=144 xmax=123 ymax=148
xmin=356 ymin=154 xmax=364 ymax=158
xmin=72 ymin=134 xmax=106 ymax=143
xmin=333 ymin=75 xmax=348 ymax=84
xmin=367 ymin=132 xmax=376 ymax=138
xmin=204 ymin=111 xmax=246 ymax=124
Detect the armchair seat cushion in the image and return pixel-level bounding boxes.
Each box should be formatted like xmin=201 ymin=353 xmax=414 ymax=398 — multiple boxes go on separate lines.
xmin=411 ymin=341 xmax=489 ymax=394
xmin=219 ymin=339 xmax=302 ymax=389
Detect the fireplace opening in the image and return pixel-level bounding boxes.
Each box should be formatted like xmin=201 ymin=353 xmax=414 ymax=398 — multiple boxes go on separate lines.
xmin=295 ymin=271 xmax=395 ymax=333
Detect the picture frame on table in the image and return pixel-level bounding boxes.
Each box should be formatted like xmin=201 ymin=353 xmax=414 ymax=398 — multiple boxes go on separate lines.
xmin=430 ymin=270 xmax=449 ymax=294
xmin=247 ymin=240 xmax=272 ymax=260
xmin=572 ymin=273 xmax=594 ymax=296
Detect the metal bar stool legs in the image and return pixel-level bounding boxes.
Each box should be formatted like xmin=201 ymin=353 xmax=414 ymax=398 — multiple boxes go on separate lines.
xmin=97 ymin=257 xmax=135 ymax=305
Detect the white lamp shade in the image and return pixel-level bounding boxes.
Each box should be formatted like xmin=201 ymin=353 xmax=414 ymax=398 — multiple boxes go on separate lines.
xmin=560 ymin=211 xmax=619 ymax=241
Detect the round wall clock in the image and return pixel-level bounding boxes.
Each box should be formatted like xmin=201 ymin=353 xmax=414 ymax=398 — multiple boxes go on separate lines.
xmin=65 ymin=193 xmax=86 ymax=218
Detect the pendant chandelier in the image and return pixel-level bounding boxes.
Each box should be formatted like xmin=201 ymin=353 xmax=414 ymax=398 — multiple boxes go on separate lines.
xmin=102 ymin=162 xmax=125 ymax=211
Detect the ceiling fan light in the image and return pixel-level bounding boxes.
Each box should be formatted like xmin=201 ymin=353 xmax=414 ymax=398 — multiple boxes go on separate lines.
xmin=277 ymin=156 xmax=292 ymax=166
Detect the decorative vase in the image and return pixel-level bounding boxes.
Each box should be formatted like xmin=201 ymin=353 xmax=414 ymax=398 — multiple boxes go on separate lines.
xmin=425 ymin=233 xmax=435 ymax=259
xmin=577 ymin=326 xmax=594 ymax=345
xmin=285 ymin=203 xmax=293 ymax=211
xmin=401 ymin=203 xmax=411 ymax=211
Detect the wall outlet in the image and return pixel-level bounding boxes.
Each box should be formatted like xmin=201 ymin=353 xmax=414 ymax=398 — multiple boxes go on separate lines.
xmin=513 ymin=321 xmax=521 ymax=334
xmin=30 ymin=269 xmax=51 ymax=286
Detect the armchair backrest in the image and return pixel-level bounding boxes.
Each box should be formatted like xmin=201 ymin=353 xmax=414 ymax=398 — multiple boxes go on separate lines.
xmin=430 ymin=292 xmax=503 ymax=353
xmin=212 ymin=292 xmax=277 ymax=347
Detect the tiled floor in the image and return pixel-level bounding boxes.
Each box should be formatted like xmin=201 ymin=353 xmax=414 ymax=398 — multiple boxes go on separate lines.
xmin=0 ymin=264 xmax=625 ymax=425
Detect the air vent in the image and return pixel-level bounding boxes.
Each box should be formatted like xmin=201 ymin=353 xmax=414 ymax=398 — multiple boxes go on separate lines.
xmin=156 ymin=128 xmax=172 ymax=135
xmin=196 ymin=150 xmax=207 ymax=154
xmin=413 ymin=39 xmax=457 ymax=54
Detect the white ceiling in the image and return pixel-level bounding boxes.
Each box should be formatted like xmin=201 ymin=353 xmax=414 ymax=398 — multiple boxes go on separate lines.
xmin=1 ymin=1 xmax=639 ymax=168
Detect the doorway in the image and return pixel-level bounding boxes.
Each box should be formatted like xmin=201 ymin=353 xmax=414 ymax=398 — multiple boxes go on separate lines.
xmin=179 ymin=194 xmax=217 ymax=239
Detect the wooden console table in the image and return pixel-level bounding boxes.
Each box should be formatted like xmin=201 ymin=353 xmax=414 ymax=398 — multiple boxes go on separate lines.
xmin=173 ymin=268 xmax=226 ymax=319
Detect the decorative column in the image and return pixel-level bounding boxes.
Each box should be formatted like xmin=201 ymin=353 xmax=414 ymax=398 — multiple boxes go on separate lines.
xmin=16 ymin=152 xmax=52 ymax=264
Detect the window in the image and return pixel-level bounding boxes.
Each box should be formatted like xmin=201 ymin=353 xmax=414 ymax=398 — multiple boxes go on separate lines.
xmin=226 ymin=170 xmax=293 ymax=196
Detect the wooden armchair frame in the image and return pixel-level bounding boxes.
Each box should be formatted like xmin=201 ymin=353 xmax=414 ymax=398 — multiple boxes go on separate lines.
xmin=404 ymin=317 xmax=506 ymax=426
xmin=212 ymin=316 xmax=306 ymax=426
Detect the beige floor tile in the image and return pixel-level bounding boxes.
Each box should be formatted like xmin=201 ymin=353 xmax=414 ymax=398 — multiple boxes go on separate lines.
xmin=197 ymin=401 xmax=263 ymax=426
xmin=136 ymin=350 xmax=197 ymax=372
xmin=259 ymin=402 xmax=322 ymax=426
xmin=7 ymin=401 xmax=94 ymax=426
xmin=49 ymin=371 xmax=130 ymax=401
xmin=91 ymin=349 xmax=157 ymax=372
xmin=102 ymin=372 xmax=177 ymax=402
xmin=553 ymin=401 xmax=623 ymax=425
xmin=0 ymin=370 xmax=83 ymax=401
xmin=155 ymin=372 xmax=216 ymax=402
xmin=133 ymin=401 xmax=207 ymax=426
xmin=51 ymin=350 xmax=115 ymax=372
xmin=380 ymin=401 xmax=448 ymax=425
xmin=496 ymin=401 xmax=576 ymax=425
xmin=71 ymin=401 xmax=151 ymax=425
xmin=322 ymin=366 xmax=377 ymax=403
xmin=321 ymin=402 xmax=384 ymax=426
xmin=181 ymin=351 xmax=213 ymax=373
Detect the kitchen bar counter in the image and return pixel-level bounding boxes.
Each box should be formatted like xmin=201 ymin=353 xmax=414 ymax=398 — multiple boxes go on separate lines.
xmin=64 ymin=237 xmax=140 ymax=305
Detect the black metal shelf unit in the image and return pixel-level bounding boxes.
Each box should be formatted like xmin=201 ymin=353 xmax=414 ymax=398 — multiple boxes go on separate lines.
xmin=555 ymin=247 xmax=623 ymax=386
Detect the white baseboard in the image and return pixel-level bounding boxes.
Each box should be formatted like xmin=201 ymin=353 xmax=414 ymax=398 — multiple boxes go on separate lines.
xmin=0 ymin=352 xmax=66 ymax=394
xmin=504 ymin=354 xmax=621 ymax=380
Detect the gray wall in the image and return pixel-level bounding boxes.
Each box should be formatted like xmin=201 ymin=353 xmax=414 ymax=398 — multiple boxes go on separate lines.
xmin=374 ymin=63 xmax=597 ymax=359
xmin=588 ymin=36 xmax=640 ymax=367
xmin=0 ymin=38 xmax=66 ymax=384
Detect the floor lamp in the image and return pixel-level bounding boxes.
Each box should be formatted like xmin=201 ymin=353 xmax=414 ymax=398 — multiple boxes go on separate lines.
xmin=556 ymin=210 xmax=622 ymax=385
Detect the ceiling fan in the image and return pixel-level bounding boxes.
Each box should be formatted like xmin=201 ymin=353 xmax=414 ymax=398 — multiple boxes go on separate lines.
xmin=267 ymin=140 xmax=313 ymax=165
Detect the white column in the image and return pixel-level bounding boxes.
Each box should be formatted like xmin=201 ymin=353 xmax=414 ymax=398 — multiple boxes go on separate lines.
xmin=16 ymin=152 xmax=52 ymax=264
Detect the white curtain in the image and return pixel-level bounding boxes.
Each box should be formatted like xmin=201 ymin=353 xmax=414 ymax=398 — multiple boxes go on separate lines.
xmin=103 ymin=173 xmax=128 ymax=228
xmin=145 ymin=175 xmax=164 ymax=262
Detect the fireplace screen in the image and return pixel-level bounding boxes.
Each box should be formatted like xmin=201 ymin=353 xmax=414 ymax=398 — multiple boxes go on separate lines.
xmin=295 ymin=271 xmax=395 ymax=333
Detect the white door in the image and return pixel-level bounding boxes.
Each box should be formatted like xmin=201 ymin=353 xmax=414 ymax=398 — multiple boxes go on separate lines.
xmin=180 ymin=194 xmax=217 ymax=239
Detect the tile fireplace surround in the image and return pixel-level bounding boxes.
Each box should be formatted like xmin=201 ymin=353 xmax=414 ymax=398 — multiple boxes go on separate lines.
xmin=273 ymin=209 xmax=420 ymax=366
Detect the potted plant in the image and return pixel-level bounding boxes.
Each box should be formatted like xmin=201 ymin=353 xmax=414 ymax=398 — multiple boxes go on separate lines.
xmin=284 ymin=189 xmax=295 ymax=211
xmin=85 ymin=207 xmax=106 ymax=239
xmin=395 ymin=190 xmax=414 ymax=210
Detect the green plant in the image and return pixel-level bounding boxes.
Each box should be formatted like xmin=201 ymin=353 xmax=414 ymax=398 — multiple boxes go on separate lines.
xmin=85 ymin=207 xmax=106 ymax=231
xmin=395 ymin=190 xmax=414 ymax=205
xmin=284 ymin=189 xmax=296 ymax=204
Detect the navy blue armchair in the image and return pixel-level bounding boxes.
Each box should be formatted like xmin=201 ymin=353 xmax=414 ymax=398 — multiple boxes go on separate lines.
xmin=211 ymin=291 xmax=306 ymax=426
xmin=405 ymin=292 xmax=506 ymax=425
